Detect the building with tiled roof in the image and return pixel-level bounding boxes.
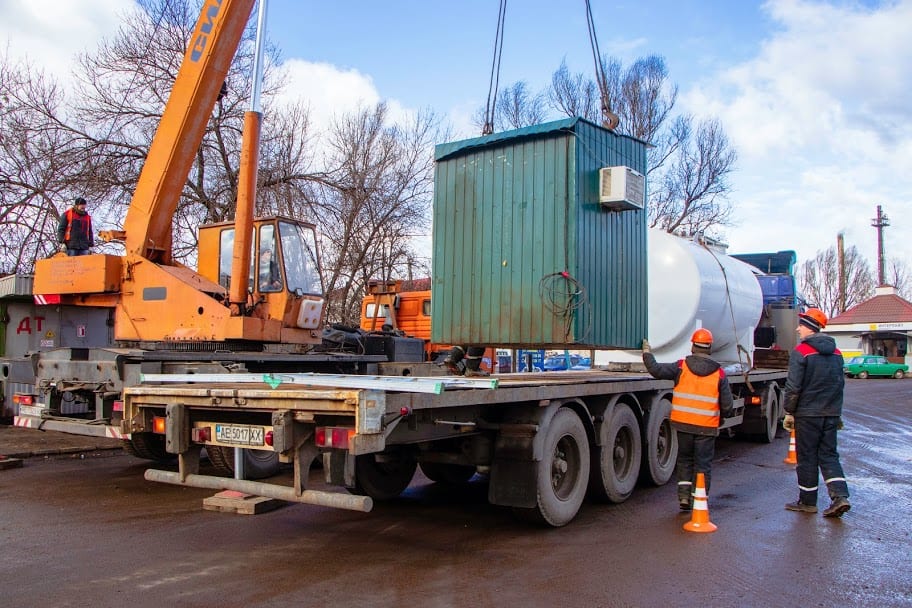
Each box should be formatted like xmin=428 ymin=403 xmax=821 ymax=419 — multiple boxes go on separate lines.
xmin=825 ymin=286 xmax=912 ymax=364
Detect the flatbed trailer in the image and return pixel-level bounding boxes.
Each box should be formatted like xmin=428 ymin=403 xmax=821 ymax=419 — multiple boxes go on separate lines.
xmin=124 ymin=365 xmax=788 ymax=526
xmin=12 ymin=346 xmax=388 ymax=471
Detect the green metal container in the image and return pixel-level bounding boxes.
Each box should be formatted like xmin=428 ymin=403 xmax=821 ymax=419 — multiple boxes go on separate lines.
xmin=431 ymin=117 xmax=647 ymax=349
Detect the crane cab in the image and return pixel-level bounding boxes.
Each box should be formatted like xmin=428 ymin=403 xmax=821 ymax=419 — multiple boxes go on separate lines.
xmin=198 ymin=216 xmax=321 ymax=298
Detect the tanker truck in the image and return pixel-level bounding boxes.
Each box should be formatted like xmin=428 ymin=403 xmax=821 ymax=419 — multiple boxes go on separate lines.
xmin=597 ymin=228 xmax=797 ymax=367
xmin=120 ymin=117 xmax=796 ymax=527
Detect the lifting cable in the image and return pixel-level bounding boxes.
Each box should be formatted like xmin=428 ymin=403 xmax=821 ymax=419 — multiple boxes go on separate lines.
xmin=584 ymin=0 xmax=619 ymax=130
xmin=482 ymin=0 xmax=508 ymax=135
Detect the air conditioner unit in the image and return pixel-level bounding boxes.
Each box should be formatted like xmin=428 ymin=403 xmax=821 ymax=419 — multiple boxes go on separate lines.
xmin=599 ymin=166 xmax=645 ymax=211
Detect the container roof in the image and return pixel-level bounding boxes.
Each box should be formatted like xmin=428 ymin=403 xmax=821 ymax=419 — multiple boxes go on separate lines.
xmin=434 ymin=116 xmax=647 ymax=162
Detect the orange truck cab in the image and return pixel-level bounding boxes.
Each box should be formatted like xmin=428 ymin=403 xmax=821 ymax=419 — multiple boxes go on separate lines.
xmin=360 ymin=281 xmax=500 ymax=371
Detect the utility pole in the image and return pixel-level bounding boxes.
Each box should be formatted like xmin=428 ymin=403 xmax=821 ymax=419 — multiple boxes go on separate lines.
xmin=837 ymin=232 xmax=846 ymax=313
xmin=871 ymin=205 xmax=890 ymax=286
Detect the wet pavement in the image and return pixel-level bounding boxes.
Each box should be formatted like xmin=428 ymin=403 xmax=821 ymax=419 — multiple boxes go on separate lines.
xmin=0 ymin=424 xmax=123 ymax=459
xmin=0 ymin=379 xmax=910 ymax=607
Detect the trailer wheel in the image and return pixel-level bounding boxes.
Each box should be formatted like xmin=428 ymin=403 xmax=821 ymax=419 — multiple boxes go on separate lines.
xmin=123 ymin=433 xmax=173 ymax=463
xmin=206 ymin=446 xmax=280 ymax=480
xmin=642 ymin=397 xmax=676 ymax=486
xmin=352 ymin=447 xmax=417 ymax=501
xmin=759 ymin=386 xmax=781 ymax=443
xmin=514 ymin=408 xmax=590 ymax=527
xmin=419 ymin=462 xmax=477 ymax=484
xmin=589 ymin=403 xmax=641 ymax=503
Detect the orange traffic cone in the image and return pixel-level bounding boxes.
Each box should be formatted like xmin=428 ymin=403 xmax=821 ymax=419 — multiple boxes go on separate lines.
xmin=783 ymin=429 xmax=798 ymax=464
xmin=683 ymin=472 xmax=717 ymax=533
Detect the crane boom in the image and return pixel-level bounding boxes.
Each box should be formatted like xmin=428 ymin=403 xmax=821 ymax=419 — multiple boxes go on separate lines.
xmin=123 ymin=0 xmax=256 ymax=263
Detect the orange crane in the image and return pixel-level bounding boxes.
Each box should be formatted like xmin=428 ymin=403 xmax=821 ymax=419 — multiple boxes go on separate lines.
xmin=33 ymin=0 xmax=324 ymax=348
xmin=16 ymin=0 xmax=425 ymax=478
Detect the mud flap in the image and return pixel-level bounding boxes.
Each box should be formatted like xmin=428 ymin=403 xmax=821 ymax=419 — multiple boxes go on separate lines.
xmin=489 ymin=458 xmax=538 ymax=508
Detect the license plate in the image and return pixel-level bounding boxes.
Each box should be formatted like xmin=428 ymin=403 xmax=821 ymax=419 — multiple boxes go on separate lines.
xmin=18 ymin=404 xmax=45 ymax=417
xmin=215 ymin=424 xmax=265 ymax=446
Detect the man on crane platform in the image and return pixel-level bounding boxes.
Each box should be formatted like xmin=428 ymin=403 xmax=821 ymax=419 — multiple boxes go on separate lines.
xmin=57 ymin=197 xmax=93 ymax=256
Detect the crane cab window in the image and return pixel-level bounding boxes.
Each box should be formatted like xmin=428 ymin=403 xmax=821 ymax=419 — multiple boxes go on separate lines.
xmin=279 ymin=220 xmax=321 ymax=295
xmin=257 ymin=225 xmax=283 ymax=292
xmin=218 ymin=229 xmax=234 ymax=290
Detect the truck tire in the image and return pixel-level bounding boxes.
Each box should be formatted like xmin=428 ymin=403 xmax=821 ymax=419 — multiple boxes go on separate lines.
xmin=759 ymin=386 xmax=781 ymax=443
xmin=642 ymin=397 xmax=676 ymax=486
xmin=206 ymin=446 xmax=280 ymax=480
xmin=123 ymin=433 xmax=173 ymax=463
xmin=589 ymin=403 xmax=641 ymax=503
xmin=352 ymin=446 xmax=417 ymax=501
xmin=419 ymin=462 xmax=477 ymax=484
xmin=514 ymin=408 xmax=590 ymax=527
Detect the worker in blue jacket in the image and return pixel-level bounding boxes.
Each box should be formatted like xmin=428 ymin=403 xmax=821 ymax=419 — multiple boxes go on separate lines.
xmin=782 ymin=307 xmax=851 ymax=518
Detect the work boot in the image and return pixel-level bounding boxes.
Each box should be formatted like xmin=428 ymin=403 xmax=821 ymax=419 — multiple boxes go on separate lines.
xmin=784 ymin=501 xmax=818 ymax=514
xmin=679 ymin=499 xmax=692 ymax=512
xmin=822 ymin=497 xmax=851 ymax=518
xmin=443 ymin=357 xmax=463 ymax=375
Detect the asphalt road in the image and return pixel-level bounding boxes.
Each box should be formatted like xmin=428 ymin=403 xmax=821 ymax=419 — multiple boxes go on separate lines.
xmin=0 ymin=379 xmax=910 ymax=608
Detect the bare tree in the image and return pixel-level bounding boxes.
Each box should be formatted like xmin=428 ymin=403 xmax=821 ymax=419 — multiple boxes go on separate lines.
xmin=799 ymin=245 xmax=875 ymax=318
xmin=0 ymin=1 xmax=252 ymax=267
xmin=0 ymin=52 xmax=83 ymax=272
xmin=308 ymin=104 xmax=440 ymax=325
xmin=548 ymin=60 xmax=602 ymax=124
xmin=648 ymin=118 xmax=736 ymax=235
xmin=885 ymin=258 xmax=912 ymax=300
xmin=475 ymin=55 xmax=737 ymax=239
xmin=1 ymin=0 xmax=437 ymax=327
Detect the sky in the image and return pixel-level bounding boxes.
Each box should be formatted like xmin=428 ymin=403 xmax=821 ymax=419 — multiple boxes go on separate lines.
xmin=1 ymin=0 xmax=910 ymax=275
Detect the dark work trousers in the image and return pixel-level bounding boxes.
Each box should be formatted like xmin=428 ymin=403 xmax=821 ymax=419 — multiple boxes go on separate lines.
xmin=675 ymin=431 xmax=715 ymax=503
xmin=795 ymin=416 xmax=849 ymax=505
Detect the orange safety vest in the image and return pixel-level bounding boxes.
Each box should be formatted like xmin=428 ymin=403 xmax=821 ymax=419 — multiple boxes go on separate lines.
xmin=63 ymin=208 xmax=91 ymax=242
xmin=671 ymin=361 xmax=721 ymax=428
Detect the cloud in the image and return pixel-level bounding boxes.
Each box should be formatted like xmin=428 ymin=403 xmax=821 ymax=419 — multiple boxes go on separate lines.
xmin=680 ymin=0 xmax=912 ymax=267
xmin=689 ymin=0 xmax=912 ymax=160
xmin=0 ymin=0 xmax=137 ymax=78
xmin=272 ymin=59 xmax=417 ymax=136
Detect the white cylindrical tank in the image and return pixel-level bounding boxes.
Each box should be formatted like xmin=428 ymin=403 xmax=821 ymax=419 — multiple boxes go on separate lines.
xmin=647 ymin=229 xmax=762 ymax=365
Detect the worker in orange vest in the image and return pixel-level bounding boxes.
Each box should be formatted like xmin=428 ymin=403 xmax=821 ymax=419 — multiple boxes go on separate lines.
xmin=56 ymin=197 xmax=93 ymax=256
xmin=642 ymin=329 xmax=734 ymax=511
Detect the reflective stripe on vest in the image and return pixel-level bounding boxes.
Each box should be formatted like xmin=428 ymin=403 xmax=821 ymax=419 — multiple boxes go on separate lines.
xmin=671 ymin=361 xmax=721 ymax=428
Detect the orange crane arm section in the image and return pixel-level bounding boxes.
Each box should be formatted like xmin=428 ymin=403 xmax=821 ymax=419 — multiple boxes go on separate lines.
xmin=122 ymin=0 xmax=256 ymax=263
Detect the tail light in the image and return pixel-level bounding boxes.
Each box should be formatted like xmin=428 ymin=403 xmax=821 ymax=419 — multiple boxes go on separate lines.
xmin=113 ymin=400 xmax=124 ymax=412
xmin=152 ymin=416 xmax=166 ymax=434
xmin=747 ymin=395 xmax=762 ymax=406
xmin=13 ymin=394 xmax=33 ymax=405
xmin=315 ymin=427 xmax=354 ymax=449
